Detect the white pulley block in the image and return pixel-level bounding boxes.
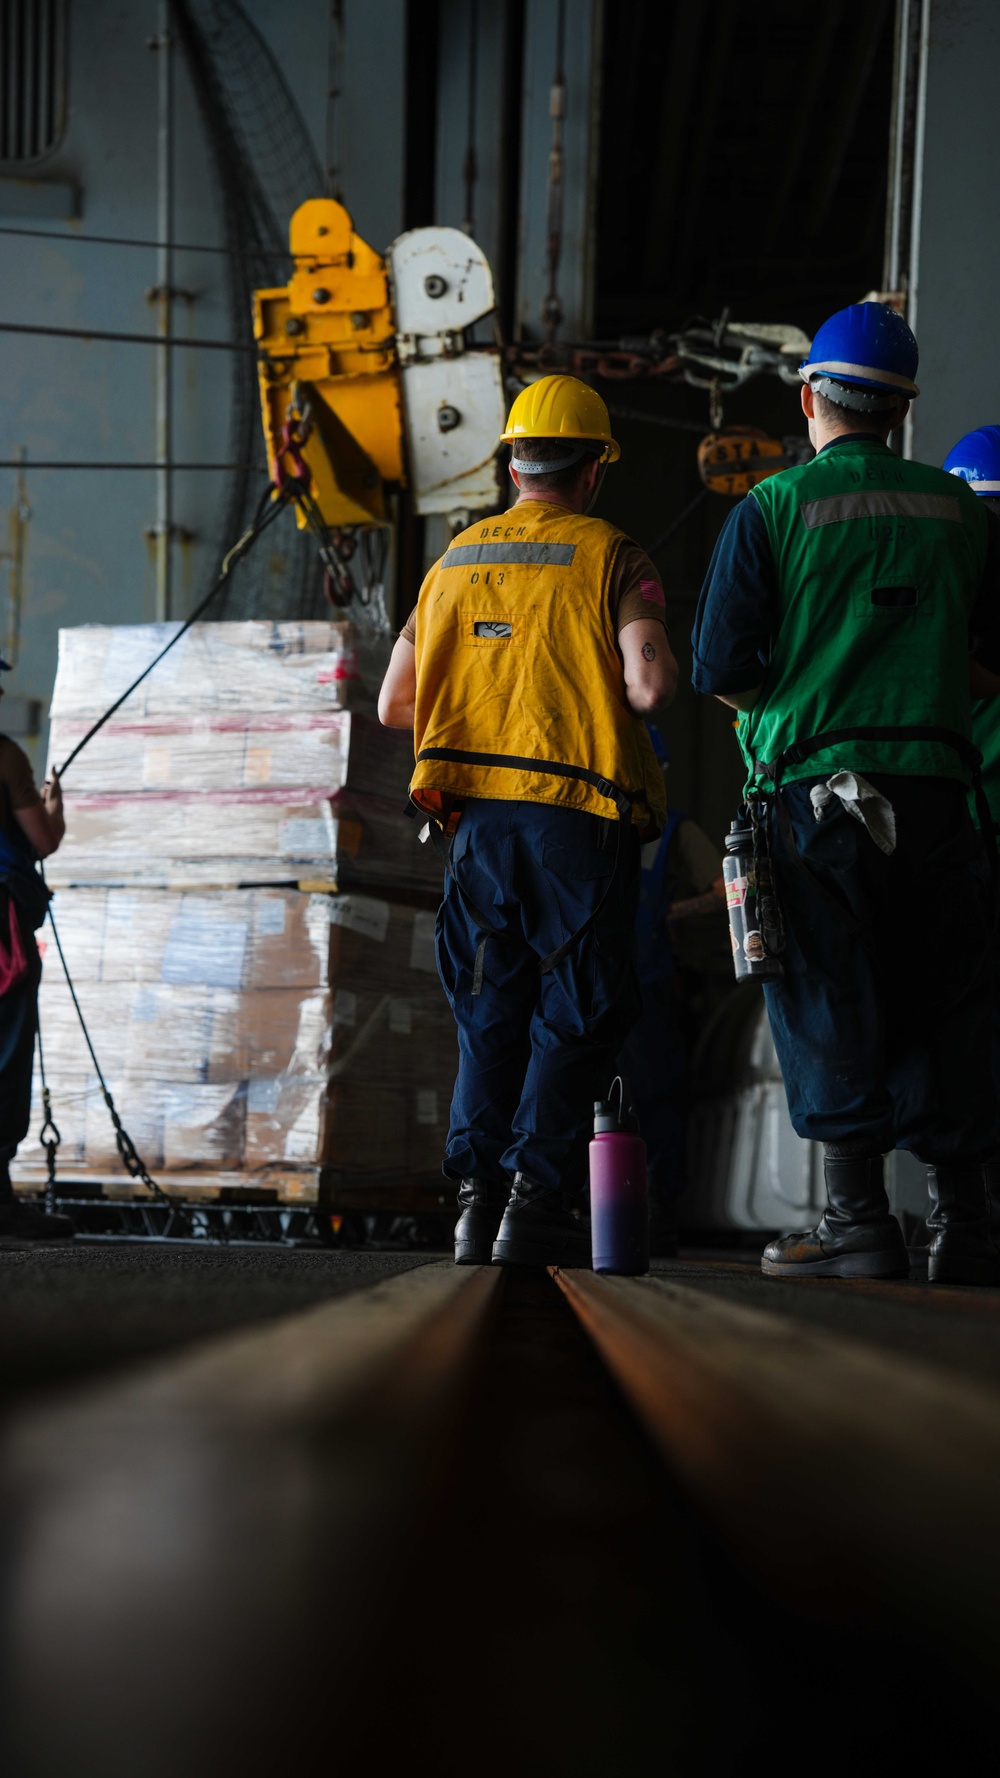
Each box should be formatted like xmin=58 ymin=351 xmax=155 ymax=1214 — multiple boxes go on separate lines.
xmin=387 ymin=226 xmax=507 ymax=517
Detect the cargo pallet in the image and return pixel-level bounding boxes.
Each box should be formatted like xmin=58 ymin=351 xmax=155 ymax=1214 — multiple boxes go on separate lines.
xmin=14 ymin=1185 xmax=453 ymax=1249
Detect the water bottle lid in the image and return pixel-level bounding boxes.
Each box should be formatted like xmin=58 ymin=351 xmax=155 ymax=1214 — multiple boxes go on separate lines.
xmin=593 ymin=1099 xmax=616 ymax=1134
xmin=594 ymin=1078 xmax=640 ymax=1134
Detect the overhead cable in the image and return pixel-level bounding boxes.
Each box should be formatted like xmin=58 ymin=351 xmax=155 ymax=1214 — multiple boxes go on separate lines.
xmin=0 ymin=222 xmax=289 ymax=260
xmin=0 ymin=320 xmax=255 ymax=353
xmin=55 ymin=481 xmax=292 ymax=778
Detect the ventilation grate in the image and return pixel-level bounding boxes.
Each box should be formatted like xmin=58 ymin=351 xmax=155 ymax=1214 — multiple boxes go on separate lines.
xmin=1 ymin=0 xmax=67 ymax=166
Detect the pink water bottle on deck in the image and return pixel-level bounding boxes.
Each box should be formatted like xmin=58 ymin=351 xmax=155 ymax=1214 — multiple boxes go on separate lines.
xmin=589 ymin=1076 xmax=649 ymax=1275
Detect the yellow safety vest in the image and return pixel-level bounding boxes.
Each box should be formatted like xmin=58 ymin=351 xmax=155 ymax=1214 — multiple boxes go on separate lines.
xmin=410 ymin=502 xmax=666 ymax=838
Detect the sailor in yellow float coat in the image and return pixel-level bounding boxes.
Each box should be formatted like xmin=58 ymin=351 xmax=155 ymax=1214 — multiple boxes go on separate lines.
xmin=379 ymin=375 xmax=678 ymax=1267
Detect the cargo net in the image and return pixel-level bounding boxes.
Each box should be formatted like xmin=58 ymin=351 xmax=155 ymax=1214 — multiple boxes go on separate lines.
xmin=170 ymin=0 xmax=327 ymax=621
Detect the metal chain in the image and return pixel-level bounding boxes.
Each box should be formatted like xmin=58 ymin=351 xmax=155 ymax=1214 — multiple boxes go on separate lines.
xmin=35 ymin=1006 xmax=60 ymax=1214
xmin=44 ymin=901 xmax=172 ymax=1205
xmin=33 ymin=483 xmax=293 ymax=1214
xmin=30 ymin=438 xmax=385 ymax=1228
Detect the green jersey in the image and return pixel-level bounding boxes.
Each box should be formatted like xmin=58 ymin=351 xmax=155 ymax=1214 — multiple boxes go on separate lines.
xmin=738 ymin=439 xmax=989 ymax=793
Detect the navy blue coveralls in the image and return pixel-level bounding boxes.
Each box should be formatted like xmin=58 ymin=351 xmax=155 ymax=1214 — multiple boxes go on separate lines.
xmin=436 ymin=799 xmax=641 ymax=1197
xmin=692 ymin=440 xmax=1000 ymax=1163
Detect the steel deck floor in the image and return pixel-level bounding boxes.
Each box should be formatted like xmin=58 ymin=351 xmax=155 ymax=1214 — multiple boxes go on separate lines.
xmin=0 ymin=1246 xmax=429 ymax=1411
xmin=1 ymin=1248 xmax=998 ymax=1775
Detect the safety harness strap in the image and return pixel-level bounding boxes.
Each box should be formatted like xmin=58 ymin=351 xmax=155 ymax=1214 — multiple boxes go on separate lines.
xmin=758 ymin=721 xmax=996 ymax=871
xmin=417 ymin=747 xmax=635 ymax=991
xmin=428 ymin=823 xmax=496 ymax=996
xmin=756 ymin=723 xmax=982 ymax=781
xmin=415 ymin=746 xmax=635 ymax=821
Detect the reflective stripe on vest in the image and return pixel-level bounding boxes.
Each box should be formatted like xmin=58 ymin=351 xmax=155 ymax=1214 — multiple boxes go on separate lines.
xmin=799 ymin=490 xmax=962 ymax=528
xmin=441 ymin=542 xmax=578 ymax=567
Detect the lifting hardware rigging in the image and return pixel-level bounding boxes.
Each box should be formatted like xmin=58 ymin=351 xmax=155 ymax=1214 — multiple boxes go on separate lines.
xmin=34 ymin=479 xmax=299 ymax=1218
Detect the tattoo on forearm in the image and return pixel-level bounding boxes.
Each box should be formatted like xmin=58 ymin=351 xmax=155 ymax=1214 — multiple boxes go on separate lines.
xmin=642 ymin=641 xmax=656 ymax=661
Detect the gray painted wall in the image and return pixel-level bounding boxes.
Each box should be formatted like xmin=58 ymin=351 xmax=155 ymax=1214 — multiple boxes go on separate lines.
xmin=907 ymin=0 xmax=1000 ymax=467
xmin=0 ymin=0 xmax=404 ymax=778
xmin=1 ymin=0 xmax=606 ymax=788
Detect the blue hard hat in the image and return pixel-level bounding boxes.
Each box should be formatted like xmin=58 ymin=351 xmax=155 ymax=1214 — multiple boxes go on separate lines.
xmin=800 ymin=301 xmax=919 ymax=413
xmin=943 ymin=426 xmax=1000 ymax=494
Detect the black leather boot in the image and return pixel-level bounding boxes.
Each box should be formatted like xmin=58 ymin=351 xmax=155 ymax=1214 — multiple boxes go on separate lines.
xmin=762 ymin=1152 xmax=908 ymax=1279
xmin=491 ymin=1172 xmax=591 ymax=1268
xmin=926 ymin=1163 xmax=1000 ymax=1286
xmin=453 ymin=1178 xmax=510 ymax=1265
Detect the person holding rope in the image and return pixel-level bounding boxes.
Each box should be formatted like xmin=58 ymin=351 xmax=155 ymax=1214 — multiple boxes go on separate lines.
xmin=379 ymin=375 xmax=677 ymax=1267
xmin=693 ymin=302 xmax=1000 ymax=1286
xmin=0 ymin=657 xmax=74 ymax=1244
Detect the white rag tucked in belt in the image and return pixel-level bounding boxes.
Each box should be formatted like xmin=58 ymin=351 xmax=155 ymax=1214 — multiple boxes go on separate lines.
xmin=809 ymin=770 xmax=897 ymax=856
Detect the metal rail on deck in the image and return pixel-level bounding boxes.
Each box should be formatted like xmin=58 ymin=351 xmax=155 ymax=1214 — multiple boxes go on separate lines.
xmin=552 ymin=1265 xmax=1000 ymax=1673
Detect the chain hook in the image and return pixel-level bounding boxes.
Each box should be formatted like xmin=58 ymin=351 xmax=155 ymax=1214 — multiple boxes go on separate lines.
xmin=38 ymin=1082 xmax=61 ymax=1215
xmin=273 ymin=390 xmax=314 ymax=496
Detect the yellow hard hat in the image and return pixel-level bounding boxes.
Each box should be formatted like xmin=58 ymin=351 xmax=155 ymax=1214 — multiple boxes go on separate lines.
xmin=501 ymin=374 xmax=620 ymax=463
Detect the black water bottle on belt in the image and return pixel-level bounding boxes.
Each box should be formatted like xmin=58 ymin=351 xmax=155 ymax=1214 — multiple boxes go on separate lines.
xmin=724 ymin=814 xmax=784 ymax=981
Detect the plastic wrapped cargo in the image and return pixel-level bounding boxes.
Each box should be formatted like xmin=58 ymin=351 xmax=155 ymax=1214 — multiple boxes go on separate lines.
xmin=47 ymin=621 xmax=390 ymax=723
xmin=16 ymin=890 xmax=455 ymax=1203
xmin=45 ymin=621 xmax=440 ymax=893
xmin=11 ymin=619 xmax=457 ymax=1204
xmin=47 ymin=710 xmax=412 ymax=797
xmin=44 ymin=788 xmax=440 ymax=894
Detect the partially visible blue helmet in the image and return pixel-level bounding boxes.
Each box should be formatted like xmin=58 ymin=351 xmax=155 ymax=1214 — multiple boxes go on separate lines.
xmin=800 ymin=301 xmax=919 ymax=414
xmin=645 ymin=722 xmax=670 ymax=764
xmin=943 ymin=426 xmax=1000 ymax=495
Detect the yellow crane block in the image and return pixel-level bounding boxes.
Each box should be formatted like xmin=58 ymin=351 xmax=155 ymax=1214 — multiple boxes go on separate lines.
xmin=254 ymin=198 xmax=405 ymax=527
xmin=696 ymin=427 xmax=788 ymax=496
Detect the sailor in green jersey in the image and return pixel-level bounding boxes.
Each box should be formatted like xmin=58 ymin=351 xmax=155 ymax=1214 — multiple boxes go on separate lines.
xmin=943 ymin=427 xmax=1000 ymax=833
xmin=693 ymin=302 xmax=1000 ymax=1287
xmin=943 ymin=425 xmax=1000 ymax=1238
